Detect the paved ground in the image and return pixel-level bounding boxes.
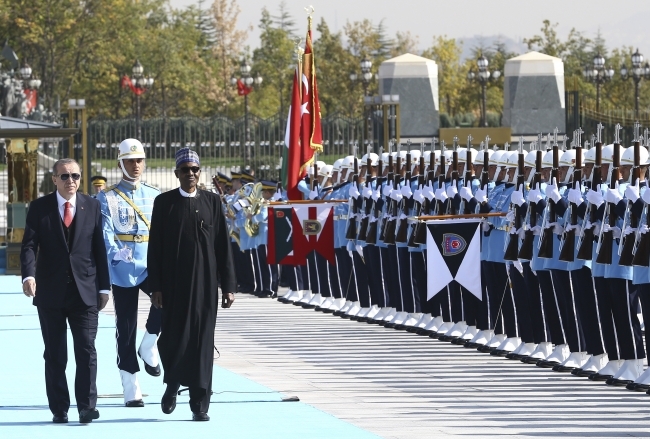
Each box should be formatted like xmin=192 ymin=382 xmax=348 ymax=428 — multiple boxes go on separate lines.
xmin=193 ymin=290 xmax=650 ymax=439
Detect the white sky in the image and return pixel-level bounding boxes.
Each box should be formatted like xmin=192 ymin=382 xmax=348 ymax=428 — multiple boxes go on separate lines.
xmin=170 ymin=0 xmax=650 ymax=58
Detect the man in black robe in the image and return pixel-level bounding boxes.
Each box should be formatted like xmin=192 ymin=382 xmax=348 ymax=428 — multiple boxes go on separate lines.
xmin=148 ymin=148 xmax=236 ymax=421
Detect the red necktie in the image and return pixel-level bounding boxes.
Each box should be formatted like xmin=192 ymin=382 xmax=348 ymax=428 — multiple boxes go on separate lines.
xmin=63 ymin=201 xmax=73 ymax=228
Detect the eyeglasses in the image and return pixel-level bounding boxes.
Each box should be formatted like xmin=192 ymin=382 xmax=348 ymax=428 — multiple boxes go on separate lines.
xmin=180 ymin=166 xmax=200 ymax=174
xmin=57 ymin=173 xmax=81 ymax=181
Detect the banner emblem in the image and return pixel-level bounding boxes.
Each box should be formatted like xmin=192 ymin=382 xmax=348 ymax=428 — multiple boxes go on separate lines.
xmin=442 ymin=233 xmax=466 ymax=256
xmin=275 ymin=210 xmax=285 ymax=218
xmin=303 ymin=219 xmax=322 ymax=235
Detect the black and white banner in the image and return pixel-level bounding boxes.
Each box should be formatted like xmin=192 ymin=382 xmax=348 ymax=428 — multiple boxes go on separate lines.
xmin=426 ymin=219 xmax=482 ymax=300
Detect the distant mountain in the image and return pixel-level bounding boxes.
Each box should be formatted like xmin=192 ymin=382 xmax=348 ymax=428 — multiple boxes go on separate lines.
xmin=455 ymin=35 xmax=528 ymax=61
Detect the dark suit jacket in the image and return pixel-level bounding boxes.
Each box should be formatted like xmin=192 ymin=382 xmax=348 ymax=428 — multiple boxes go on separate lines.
xmin=20 ymin=192 xmax=110 ymax=308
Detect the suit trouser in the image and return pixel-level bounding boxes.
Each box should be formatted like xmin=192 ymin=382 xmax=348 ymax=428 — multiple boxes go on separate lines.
xmin=364 ymin=245 xmax=385 ymax=307
xmin=484 ymin=262 xmax=515 ymax=335
xmin=551 ymin=269 xmax=585 ymax=353
xmin=475 ymin=262 xmax=490 ymax=330
xmin=509 ymin=263 xmax=535 ymax=343
xmin=571 ymin=267 xmax=605 ymax=355
xmin=233 ymin=242 xmax=255 ymax=293
xmin=300 ymin=264 xmax=310 ymax=291
xmin=113 ymin=278 xmax=161 ymax=374
xmin=605 ymin=278 xmax=645 ymax=360
xmin=536 ymin=270 xmax=566 ymax=345
xmin=306 ymin=251 xmax=319 ymax=294
xmin=284 ymin=265 xmax=304 ymax=292
xmin=166 ymin=380 xmax=212 ymax=414
xmin=593 ymin=276 xmax=620 ymax=360
xmin=394 ymin=246 xmax=416 ymax=313
xmin=336 ymin=248 xmax=356 ymax=300
xmin=412 ymin=251 xmax=429 ymax=313
xmin=315 ymin=253 xmax=333 ymax=298
xmin=352 ymin=249 xmax=371 ymax=307
xmin=379 ymin=247 xmax=394 ymax=308
xmin=522 ymin=263 xmax=549 ymax=344
xmin=449 ymin=282 xmax=464 ymax=323
xmin=252 ymin=245 xmax=278 ymax=295
xmin=636 ymin=283 xmax=650 ymax=358
xmin=37 ymin=283 xmax=98 ymax=415
xmin=329 ymin=253 xmax=343 ymax=299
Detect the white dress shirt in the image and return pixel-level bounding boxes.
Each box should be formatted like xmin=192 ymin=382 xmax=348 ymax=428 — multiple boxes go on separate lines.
xmin=179 ymin=187 xmax=197 ymax=197
xmin=24 ymin=191 xmax=109 ymax=295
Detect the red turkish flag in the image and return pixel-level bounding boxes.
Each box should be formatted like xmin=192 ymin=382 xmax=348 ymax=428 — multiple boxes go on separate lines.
xmin=236 ymin=79 xmax=252 ymax=96
xmin=299 ymin=24 xmax=323 ymax=171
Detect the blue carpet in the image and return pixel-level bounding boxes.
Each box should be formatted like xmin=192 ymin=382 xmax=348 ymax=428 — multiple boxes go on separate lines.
xmin=0 ymin=276 xmax=380 ymax=438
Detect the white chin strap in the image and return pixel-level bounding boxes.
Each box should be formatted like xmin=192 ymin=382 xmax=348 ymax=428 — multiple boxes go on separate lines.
xmin=526 ymin=167 xmax=534 ymax=184
xmin=120 ymin=158 xmax=139 ymax=181
xmin=501 ymin=168 xmax=512 ymax=183
xmin=606 ymin=164 xmax=613 ymax=185
xmin=491 ymin=166 xmax=502 ymax=183
xmin=562 ymin=166 xmax=574 ymax=185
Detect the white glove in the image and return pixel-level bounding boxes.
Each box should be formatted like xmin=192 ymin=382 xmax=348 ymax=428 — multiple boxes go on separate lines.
xmin=605 ymin=186 xmax=622 ymax=204
xmin=309 ymin=189 xmax=319 ymax=200
xmin=371 ymin=188 xmax=381 ymax=201
xmin=568 ymin=188 xmax=584 ymax=205
xmin=422 ymin=184 xmax=435 ymax=201
xmin=511 ymin=185 xmax=525 ymax=206
xmin=446 ymin=181 xmax=458 ymax=198
xmin=113 ymin=247 xmax=133 ymax=263
xmin=546 ymin=179 xmax=561 ymax=203
xmin=625 ymin=182 xmax=640 ymax=203
xmin=602 ymin=224 xmax=622 ymax=239
xmin=527 ymin=188 xmax=543 ymax=203
xmin=643 ymin=188 xmax=650 ymax=205
xmin=400 ymin=185 xmax=413 ymax=198
xmin=552 ymin=223 xmax=564 ymax=235
xmin=390 ymin=188 xmax=403 ymax=202
xmin=272 ymin=190 xmax=283 ymax=201
xmin=505 ymin=210 xmax=515 ymax=222
xmin=435 ymin=188 xmax=448 ymax=202
xmin=474 ymin=185 xmax=487 ymax=204
xmin=349 ymin=185 xmax=360 ymax=199
xmin=460 ymin=186 xmax=473 ymax=202
xmin=362 ymin=186 xmax=373 ymax=198
xmin=413 ymin=189 xmax=425 ymax=204
xmin=382 ymin=184 xmax=392 ymax=197
xmin=586 ymin=189 xmax=604 ymax=207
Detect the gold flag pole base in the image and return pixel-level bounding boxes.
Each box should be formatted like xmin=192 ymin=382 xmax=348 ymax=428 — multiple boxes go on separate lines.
xmin=416 ymin=212 xmax=507 ymax=221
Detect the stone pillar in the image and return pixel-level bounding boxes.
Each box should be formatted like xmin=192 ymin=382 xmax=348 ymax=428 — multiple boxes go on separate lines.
xmin=502 ymin=51 xmax=565 ymax=136
xmin=379 ymin=53 xmax=439 ymax=139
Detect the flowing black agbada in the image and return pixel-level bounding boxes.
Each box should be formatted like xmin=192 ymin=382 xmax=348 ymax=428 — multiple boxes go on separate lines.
xmin=148 ymin=189 xmax=236 ymax=389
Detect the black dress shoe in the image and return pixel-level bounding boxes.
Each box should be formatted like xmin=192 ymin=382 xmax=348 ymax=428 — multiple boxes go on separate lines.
xmin=606 ymin=377 xmax=633 ymax=386
xmin=79 ymin=408 xmax=100 ymax=424
xmin=366 ymin=319 xmax=381 ymax=324
xmin=477 ymin=345 xmax=494 ymax=353
xmin=384 ymin=322 xmax=397 ymax=328
xmin=161 ymin=384 xmax=179 ymax=414
xmin=52 ymin=413 xmax=68 ymax=424
xmin=450 ymin=337 xmax=467 ymax=345
xmin=192 ymin=412 xmax=210 ymax=421
xmin=393 ymin=325 xmax=407 ymax=330
xmin=143 ymin=362 xmax=161 ymax=377
xmin=490 ymin=349 xmax=509 ymax=357
xmin=437 ymin=335 xmax=454 ymax=342
xmin=627 ymin=382 xmax=650 ymax=391
xmin=321 ymin=308 xmax=336 ymax=314
xmin=332 ymin=310 xmax=344 ymax=316
xmin=589 ymin=373 xmax=613 ymax=381
xmin=417 ymin=329 xmax=433 ymax=336
xmin=464 ymin=341 xmax=480 ymax=349
xmin=429 ymin=332 xmax=441 ymax=339
xmin=520 ymin=355 xmax=541 ymax=364
xmin=125 ymin=399 xmax=145 ymax=407
xmin=552 ymin=365 xmax=575 ymax=372
xmin=406 ymin=326 xmax=420 ymax=333
xmin=571 ymin=368 xmax=595 ymax=377
xmin=536 ymin=359 xmax=559 ymax=368
xmin=302 ymin=303 xmax=317 ymax=309
xmin=356 ymin=317 xmax=369 ymax=323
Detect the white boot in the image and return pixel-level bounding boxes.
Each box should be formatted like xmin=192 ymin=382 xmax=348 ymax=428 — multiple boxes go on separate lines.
xmin=403 ymin=313 xmax=422 ymax=327
xmin=442 ymin=321 xmax=468 ymax=338
xmin=591 ymin=359 xmax=625 ymax=380
xmin=338 ymin=300 xmax=354 ymax=313
xmin=138 ymin=331 xmax=161 ymax=376
xmin=610 ymin=359 xmax=645 ymax=383
xmin=543 ymin=343 xmax=570 ymax=364
xmin=436 ymin=321 xmax=455 ymax=335
xmin=345 ymin=301 xmax=361 ymax=316
xmin=485 ymin=333 xmax=507 ymax=348
xmin=355 ymin=307 xmax=372 ymax=318
xmin=633 ymin=366 xmax=650 ymax=385
xmin=469 ymin=329 xmax=494 ymax=346
xmin=579 ymin=353 xmax=609 ymax=374
xmin=526 ymin=342 xmax=553 ymax=361
xmin=414 ymin=314 xmax=433 ymax=329
xmin=298 ymin=290 xmax=314 ymax=304
xmin=460 ymin=326 xmax=479 ymax=341
xmin=510 ymin=342 xmax=537 ymax=357
xmin=382 ymin=308 xmax=398 ymax=322
xmin=372 ymin=307 xmax=392 ymax=321
xmin=422 ymin=316 xmax=444 ymax=332
xmin=389 ymin=311 xmax=409 ymax=325
xmin=365 ymin=305 xmax=381 ymax=319
xmin=557 ymin=352 xmax=590 ymax=370
xmin=318 ymin=297 xmax=334 ymax=309
xmin=495 ymin=337 xmax=521 ymax=353
xmin=120 ymin=370 xmax=143 ymax=406
xmin=306 ymin=293 xmax=323 ymax=306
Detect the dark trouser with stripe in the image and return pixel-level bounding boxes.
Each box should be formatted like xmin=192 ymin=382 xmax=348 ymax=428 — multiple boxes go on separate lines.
xmin=475 ymin=262 xmax=490 ymax=330
xmin=397 ymin=246 xmax=416 ymax=313
xmin=352 ymin=250 xmax=371 ymax=307
xmin=379 ymin=247 xmax=394 ymax=308
xmin=329 ymin=255 xmax=342 ymax=299
xmin=315 ymin=253 xmax=332 ymax=298
xmin=449 ymin=282 xmax=463 ymax=323
xmin=571 ymin=267 xmax=605 ymax=356
xmin=412 ymin=251 xmax=428 ymax=313
xmin=284 ymin=265 xmax=304 ymax=292
xmin=522 ymin=264 xmax=548 ymax=344
xmin=300 ymin=264 xmax=310 ymax=291
xmin=252 ymin=245 xmax=278 ymax=295
xmin=364 ymin=246 xmax=385 ymax=307
xmin=335 ymin=248 xmax=356 ymax=300
xmin=593 ymin=276 xmax=619 ymax=360
xmin=233 ymin=241 xmax=255 ymax=293
xmin=306 ymin=251 xmax=319 ymax=295
xmin=536 ymin=270 xmax=565 ymax=345
xmin=386 ymin=246 xmax=403 ymax=310
xmin=461 ymin=287 xmax=480 ymax=327
xmin=550 ymin=269 xmax=584 ymax=352
xmin=113 ymin=279 xmax=160 ymax=374
xmin=636 ymin=283 xmax=650 ymax=358
xmin=484 ymin=262 xmax=515 ymax=335
xmin=606 ymin=278 xmax=645 ymax=360
xmin=509 ymin=263 xmax=535 ymax=343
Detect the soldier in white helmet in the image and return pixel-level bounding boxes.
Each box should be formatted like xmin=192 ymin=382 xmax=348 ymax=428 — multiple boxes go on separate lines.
xmin=96 ymin=138 xmax=162 ymax=407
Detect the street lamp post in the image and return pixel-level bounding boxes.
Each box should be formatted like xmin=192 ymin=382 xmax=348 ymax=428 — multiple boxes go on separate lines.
xmin=582 ymin=53 xmax=614 ymax=112
xmin=231 ymin=58 xmax=262 ymax=167
xmin=128 ymin=59 xmax=154 ymax=141
xmin=621 ymin=49 xmax=650 ymax=118
xmin=350 ymin=57 xmax=374 ymax=144
xmin=467 ymin=55 xmax=501 ymax=127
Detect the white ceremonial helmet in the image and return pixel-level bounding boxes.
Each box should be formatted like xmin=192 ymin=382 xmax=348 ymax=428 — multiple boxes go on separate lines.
xmin=332 ymin=158 xmax=343 ymax=173
xmin=360 ymin=153 xmax=379 ymax=167
xmin=319 ymin=164 xmax=333 ymax=181
xmin=559 ymin=149 xmax=577 ymax=184
xmin=381 ymin=152 xmax=390 ymax=163
xmin=474 ymin=148 xmax=493 ymax=165
xmin=542 ymin=150 xmax=555 ymax=168
xmin=409 ymin=150 xmax=421 ymax=172
xmin=489 ymin=150 xmax=505 ymax=183
xmin=505 ymin=151 xmax=520 ymax=169
xmin=117 ymin=138 xmax=146 ymax=180
xmin=600 ymin=144 xmax=615 ymax=164
xmin=524 ymin=150 xmax=538 ymax=168
xmin=621 ymin=145 xmax=650 ymax=166
xmin=459 ymin=148 xmax=477 ymax=164
xmin=342 ymin=155 xmax=355 ymax=170
xmin=584 ymin=146 xmax=597 ymax=163
xmin=316 ymin=160 xmax=326 ymax=170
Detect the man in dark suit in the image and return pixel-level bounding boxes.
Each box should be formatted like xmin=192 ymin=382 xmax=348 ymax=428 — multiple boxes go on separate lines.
xmin=21 ymin=158 xmax=110 ymax=424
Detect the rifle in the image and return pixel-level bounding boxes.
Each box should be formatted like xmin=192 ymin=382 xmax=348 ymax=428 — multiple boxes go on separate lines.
xmin=559 ymin=129 xmax=584 ymax=262
xmin=408 ymin=143 xmax=426 ymax=248
xmin=518 ymin=140 xmax=543 ymax=259
xmin=413 ymin=138 xmax=438 ymax=245
xmin=459 ymin=135 xmax=474 ymax=214
xmin=596 ymin=123 xmax=622 ymax=264
xmin=504 ymin=138 xmax=526 ymax=260
xmin=633 ymin=129 xmax=650 ymax=266
xmin=395 ymin=144 xmax=412 ymax=243
xmin=538 ymin=128 xmax=560 ymax=258
xmin=345 ymin=145 xmax=359 ymax=240
xmin=433 ymin=141 xmax=447 ymax=215
xmin=480 ymin=140 xmax=490 ymax=198
xmin=356 ymin=145 xmax=374 ymax=242
xmin=378 ymin=141 xmax=394 ymax=241
xmin=445 ymin=136 xmax=459 ymax=214
xmin=383 ymin=144 xmax=401 ymax=245
xmin=619 ymin=122 xmax=642 ymax=265
xmin=577 ymin=124 xmax=604 ymax=260
xmin=365 ymin=147 xmax=383 ymax=246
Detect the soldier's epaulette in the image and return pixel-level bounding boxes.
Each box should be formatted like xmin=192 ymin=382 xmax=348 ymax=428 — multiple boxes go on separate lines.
xmin=102 ymin=184 xmax=118 ymax=193
xmin=141 ymin=182 xmax=161 ymax=192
